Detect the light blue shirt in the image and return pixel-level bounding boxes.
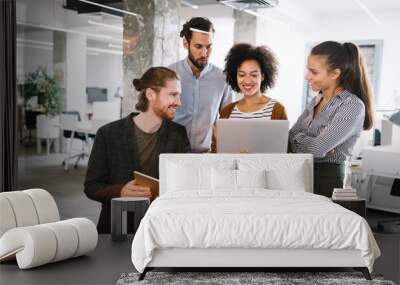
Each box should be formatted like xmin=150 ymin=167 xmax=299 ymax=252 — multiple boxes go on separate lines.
xmin=169 ymin=59 xmax=233 ymax=152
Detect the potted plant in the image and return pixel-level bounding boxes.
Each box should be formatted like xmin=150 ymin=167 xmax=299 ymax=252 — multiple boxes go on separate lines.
xmin=22 ymin=67 xmax=62 ymax=116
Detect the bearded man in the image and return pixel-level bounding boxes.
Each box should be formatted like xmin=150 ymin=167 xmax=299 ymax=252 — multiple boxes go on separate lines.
xmin=169 ymin=17 xmax=233 ymax=153
xmin=84 ymin=67 xmax=190 ymax=233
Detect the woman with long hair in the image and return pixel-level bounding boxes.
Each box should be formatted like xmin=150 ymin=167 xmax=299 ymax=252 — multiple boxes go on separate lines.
xmin=289 ymin=41 xmax=374 ymax=197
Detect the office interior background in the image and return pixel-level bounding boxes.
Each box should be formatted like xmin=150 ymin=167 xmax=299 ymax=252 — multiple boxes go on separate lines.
xmin=5 ymin=0 xmax=400 ymax=245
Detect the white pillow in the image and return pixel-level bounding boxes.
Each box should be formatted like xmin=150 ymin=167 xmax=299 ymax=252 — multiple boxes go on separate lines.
xmin=212 ymin=168 xmax=237 ymax=190
xmin=211 ymin=169 xmax=267 ymax=191
xmin=236 ymin=169 xmax=267 ymax=189
xmin=237 ymin=158 xmax=309 ymax=192
xmin=167 ymin=162 xmax=212 ymax=192
xmin=266 ymin=162 xmax=307 ymax=191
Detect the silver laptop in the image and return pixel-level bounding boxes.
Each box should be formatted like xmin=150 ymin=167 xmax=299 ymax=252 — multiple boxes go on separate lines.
xmin=216 ymin=119 xmax=289 ymax=153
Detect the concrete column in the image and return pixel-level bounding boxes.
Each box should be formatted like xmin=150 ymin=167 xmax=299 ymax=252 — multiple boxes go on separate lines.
xmin=66 ymin=34 xmax=87 ymax=118
xmin=53 ymin=32 xmax=87 ymax=118
xmin=53 ymin=31 xmax=67 ymax=112
xmin=122 ymin=0 xmax=180 ymax=116
xmin=233 ymin=10 xmax=257 ymax=45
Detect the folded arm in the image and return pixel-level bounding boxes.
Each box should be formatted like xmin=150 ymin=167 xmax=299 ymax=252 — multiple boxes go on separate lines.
xmin=291 ymin=100 xmax=364 ymax=158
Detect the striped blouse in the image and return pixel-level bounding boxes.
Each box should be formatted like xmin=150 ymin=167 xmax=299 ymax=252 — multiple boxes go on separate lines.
xmin=289 ymin=90 xmax=365 ymax=164
xmin=229 ymin=99 xmax=276 ymax=119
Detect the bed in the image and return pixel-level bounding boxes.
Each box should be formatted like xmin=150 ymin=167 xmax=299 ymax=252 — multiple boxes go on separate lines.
xmin=131 ymin=154 xmax=380 ymax=280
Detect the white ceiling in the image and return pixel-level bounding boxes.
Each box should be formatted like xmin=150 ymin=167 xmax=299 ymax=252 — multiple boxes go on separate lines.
xmin=17 ymin=0 xmax=400 ymax=46
xmin=291 ymin=0 xmax=400 ymax=16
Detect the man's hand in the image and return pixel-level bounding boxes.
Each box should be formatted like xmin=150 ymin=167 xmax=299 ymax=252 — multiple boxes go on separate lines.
xmin=120 ymin=179 xmax=151 ymax=198
xmin=327 ymin=149 xmax=335 ymax=156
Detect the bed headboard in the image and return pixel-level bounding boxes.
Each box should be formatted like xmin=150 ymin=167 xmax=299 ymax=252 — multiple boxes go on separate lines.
xmin=159 ymin=154 xmax=313 ymax=195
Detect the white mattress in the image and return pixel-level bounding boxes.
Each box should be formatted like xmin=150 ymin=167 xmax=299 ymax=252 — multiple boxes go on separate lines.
xmin=131 ymin=190 xmax=380 ymax=273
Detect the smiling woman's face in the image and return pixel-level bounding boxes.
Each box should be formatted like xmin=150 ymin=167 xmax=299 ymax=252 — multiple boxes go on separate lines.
xmin=236 ymin=59 xmax=263 ymax=97
xmin=305 ymin=55 xmax=339 ymax=92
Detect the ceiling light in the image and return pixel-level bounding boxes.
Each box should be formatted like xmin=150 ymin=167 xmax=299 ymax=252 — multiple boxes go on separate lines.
xmin=78 ymin=0 xmax=141 ymax=18
xmin=17 ymin=38 xmax=53 ymax=47
xmin=87 ymin=47 xmax=122 ymax=55
xmin=17 ymin=42 xmax=53 ymax=51
xmin=88 ymin=20 xmax=123 ymax=32
xmin=17 ymin=21 xmax=114 ymax=40
xmin=219 ymin=0 xmax=278 ymax=10
xmin=87 ymin=51 xmax=100 ymax=56
xmin=243 ymin=9 xmax=291 ymax=30
xmin=182 ymin=0 xmax=198 ymax=9
xmin=353 ymin=0 xmax=382 ymax=25
xmin=109 ymin=43 xmax=122 ymax=49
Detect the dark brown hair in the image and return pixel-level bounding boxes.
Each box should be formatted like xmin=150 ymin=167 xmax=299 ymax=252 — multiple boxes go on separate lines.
xmin=180 ymin=17 xmax=215 ymax=42
xmin=311 ymin=41 xmax=374 ymax=130
xmin=224 ymin=43 xmax=278 ymax=93
xmin=132 ymin=67 xmax=179 ymax=112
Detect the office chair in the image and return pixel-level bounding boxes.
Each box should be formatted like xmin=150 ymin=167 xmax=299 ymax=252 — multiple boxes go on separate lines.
xmin=21 ymin=110 xmax=42 ymax=146
xmin=60 ymin=111 xmax=89 ymax=170
xmin=36 ymin=115 xmax=60 ymax=155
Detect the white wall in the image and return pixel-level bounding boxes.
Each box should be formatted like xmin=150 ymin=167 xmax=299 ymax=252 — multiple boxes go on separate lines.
xmin=17 ymin=30 xmax=54 ymax=80
xmin=17 ymin=46 xmax=53 ymax=80
xmin=256 ymin=21 xmax=308 ymax=125
xmin=65 ymin=33 xmax=87 ymax=117
xmin=86 ymin=53 xmax=123 ymax=100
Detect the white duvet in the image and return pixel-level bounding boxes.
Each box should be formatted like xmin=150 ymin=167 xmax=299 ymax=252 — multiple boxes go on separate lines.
xmin=131 ymin=190 xmax=380 ymax=273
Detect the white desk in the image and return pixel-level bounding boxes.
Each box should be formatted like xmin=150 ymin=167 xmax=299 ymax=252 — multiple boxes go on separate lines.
xmin=55 ymin=119 xmax=110 ymax=169
xmin=362 ymin=145 xmax=400 ymax=214
xmin=55 ymin=119 xmax=111 ymax=137
xmin=55 ymin=119 xmax=110 ymax=136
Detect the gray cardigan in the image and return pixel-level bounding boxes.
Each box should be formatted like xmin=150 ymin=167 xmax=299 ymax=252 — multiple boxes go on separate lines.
xmin=84 ymin=113 xmax=190 ymax=233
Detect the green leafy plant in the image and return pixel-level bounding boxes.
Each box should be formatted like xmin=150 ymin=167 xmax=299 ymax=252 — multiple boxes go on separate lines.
xmin=22 ymin=67 xmax=62 ymax=116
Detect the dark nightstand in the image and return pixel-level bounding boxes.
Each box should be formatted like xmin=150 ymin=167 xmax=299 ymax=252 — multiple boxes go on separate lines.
xmin=111 ymin=197 xmax=150 ymax=242
xmin=332 ymin=198 xmax=366 ymax=218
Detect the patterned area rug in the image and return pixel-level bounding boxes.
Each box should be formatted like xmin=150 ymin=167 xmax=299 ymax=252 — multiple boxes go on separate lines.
xmin=116 ymin=271 xmax=395 ymax=285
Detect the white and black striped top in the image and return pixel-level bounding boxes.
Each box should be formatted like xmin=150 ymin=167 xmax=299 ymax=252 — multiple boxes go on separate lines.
xmin=289 ymin=90 xmax=365 ymax=164
xmin=229 ymin=99 xmax=276 ymax=119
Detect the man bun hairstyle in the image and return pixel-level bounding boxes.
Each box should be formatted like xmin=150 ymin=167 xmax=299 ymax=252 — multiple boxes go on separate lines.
xmin=133 ymin=67 xmax=180 ymax=112
xmin=311 ymin=41 xmax=374 ymax=130
xmin=132 ymin=79 xmax=143 ymax=92
xmin=180 ymin=17 xmax=215 ymax=42
xmin=224 ymin=43 xmax=278 ymax=93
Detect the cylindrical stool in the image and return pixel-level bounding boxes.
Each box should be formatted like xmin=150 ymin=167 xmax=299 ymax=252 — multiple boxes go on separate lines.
xmin=111 ymin=197 xmax=150 ymax=242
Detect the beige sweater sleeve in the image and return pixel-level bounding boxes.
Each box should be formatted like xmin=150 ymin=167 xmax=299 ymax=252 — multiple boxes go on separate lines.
xmin=271 ymin=101 xmax=288 ymax=120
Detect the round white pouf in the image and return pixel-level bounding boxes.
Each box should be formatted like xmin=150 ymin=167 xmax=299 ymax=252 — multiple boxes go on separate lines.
xmin=0 ymin=218 xmax=98 ymax=269
xmin=0 ymin=196 xmax=17 ymax=237
xmin=0 ymin=225 xmax=57 ymax=269
xmin=0 ymin=191 xmax=39 ymax=227
xmin=23 ymin=189 xmax=60 ymax=223
xmin=63 ymin=218 xmax=98 ymax=257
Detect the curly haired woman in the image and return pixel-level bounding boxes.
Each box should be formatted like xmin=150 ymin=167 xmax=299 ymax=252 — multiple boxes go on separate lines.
xmin=211 ymin=43 xmax=287 ymax=152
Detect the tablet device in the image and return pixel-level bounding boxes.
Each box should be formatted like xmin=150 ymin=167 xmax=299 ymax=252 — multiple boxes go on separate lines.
xmin=133 ymin=171 xmax=159 ymax=199
xmin=216 ymin=119 xmax=289 ymax=153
